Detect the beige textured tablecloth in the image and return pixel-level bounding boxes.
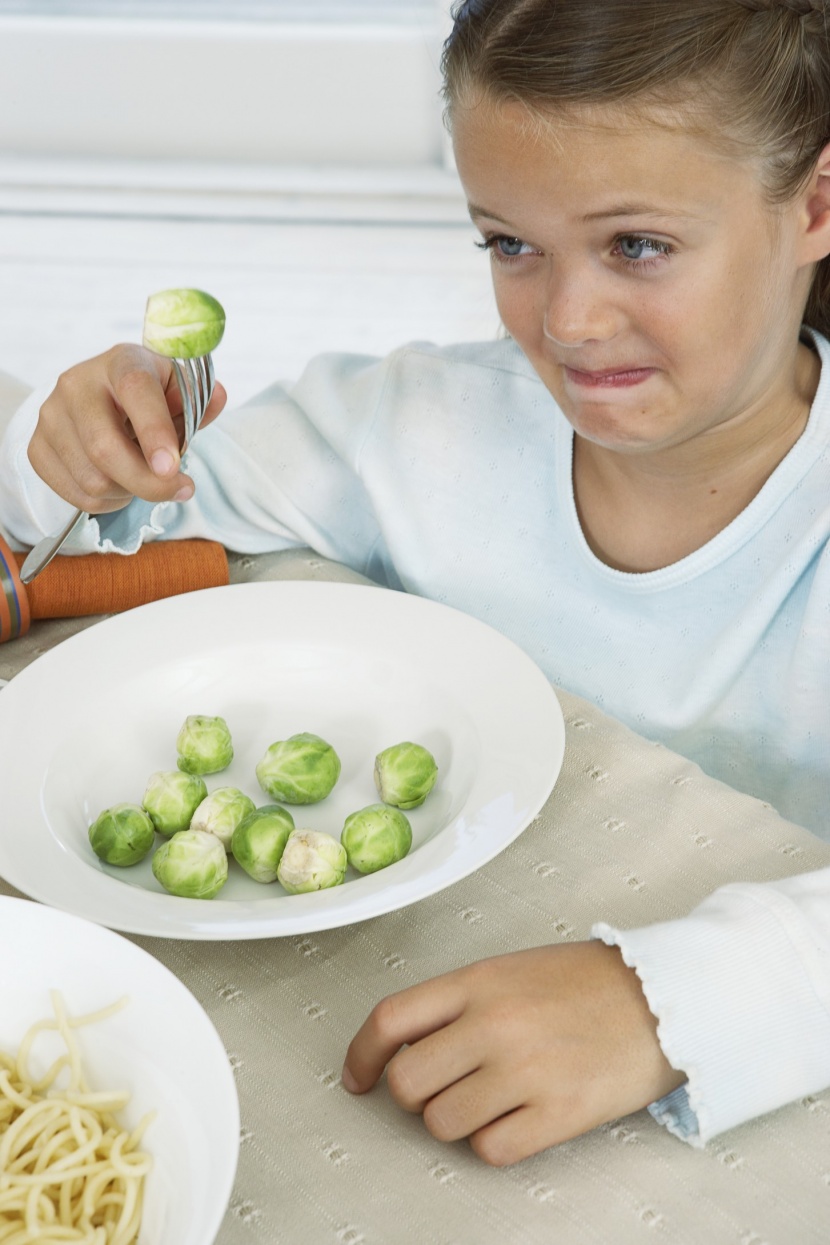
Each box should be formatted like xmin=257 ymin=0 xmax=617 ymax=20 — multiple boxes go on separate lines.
xmin=2 ymin=373 xmax=830 ymax=1244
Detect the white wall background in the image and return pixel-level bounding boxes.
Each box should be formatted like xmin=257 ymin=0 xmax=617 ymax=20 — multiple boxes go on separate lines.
xmin=0 ymin=2 xmax=499 ymax=400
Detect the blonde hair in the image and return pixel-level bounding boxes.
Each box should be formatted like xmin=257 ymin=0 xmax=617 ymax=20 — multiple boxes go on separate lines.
xmin=442 ymin=0 xmax=830 ymax=336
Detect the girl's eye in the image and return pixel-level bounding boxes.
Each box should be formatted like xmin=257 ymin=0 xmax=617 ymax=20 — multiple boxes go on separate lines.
xmin=475 ymin=232 xmax=674 ymax=268
xmin=475 ymin=235 xmax=536 ymax=262
xmin=495 ymin=237 xmax=529 ymax=258
xmin=615 ymin=236 xmax=673 ymax=264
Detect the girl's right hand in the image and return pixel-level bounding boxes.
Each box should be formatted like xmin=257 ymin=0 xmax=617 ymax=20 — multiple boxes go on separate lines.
xmin=27 ymin=344 xmax=228 ymax=513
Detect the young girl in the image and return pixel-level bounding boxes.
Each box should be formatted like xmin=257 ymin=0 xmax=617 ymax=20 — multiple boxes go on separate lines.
xmin=2 ymin=0 xmax=829 ymax=1165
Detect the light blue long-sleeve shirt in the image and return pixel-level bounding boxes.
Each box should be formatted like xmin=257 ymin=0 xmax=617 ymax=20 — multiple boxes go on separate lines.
xmin=2 ymin=330 xmax=829 ymax=1146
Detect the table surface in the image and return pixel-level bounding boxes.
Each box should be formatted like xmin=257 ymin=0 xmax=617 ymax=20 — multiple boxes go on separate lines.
xmin=3 ymin=548 xmax=830 ymax=1245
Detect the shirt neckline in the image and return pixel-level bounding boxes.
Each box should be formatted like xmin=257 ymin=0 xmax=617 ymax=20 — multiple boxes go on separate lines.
xmin=556 ymin=327 xmax=830 ymax=593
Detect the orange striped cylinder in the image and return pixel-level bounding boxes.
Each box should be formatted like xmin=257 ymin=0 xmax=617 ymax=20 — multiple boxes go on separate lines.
xmin=0 ymin=533 xmax=31 ymax=642
xmin=0 ymin=533 xmax=229 ymax=643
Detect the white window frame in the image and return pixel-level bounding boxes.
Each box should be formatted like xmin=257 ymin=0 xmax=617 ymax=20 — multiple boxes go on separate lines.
xmin=0 ymin=6 xmax=465 ymax=221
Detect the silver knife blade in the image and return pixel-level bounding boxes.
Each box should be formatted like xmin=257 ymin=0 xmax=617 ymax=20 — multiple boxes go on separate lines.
xmin=19 ymin=508 xmax=87 ymax=584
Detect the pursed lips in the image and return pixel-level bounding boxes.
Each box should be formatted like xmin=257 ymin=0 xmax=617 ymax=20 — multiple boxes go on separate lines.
xmin=562 ymin=362 xmax=658 ymax=388
xmin=561 ymin=361 xmax=656 ymax=376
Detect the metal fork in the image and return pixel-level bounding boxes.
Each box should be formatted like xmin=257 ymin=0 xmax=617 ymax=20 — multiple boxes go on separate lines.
xmin=19 ymin=354 xmax=215 ymax=585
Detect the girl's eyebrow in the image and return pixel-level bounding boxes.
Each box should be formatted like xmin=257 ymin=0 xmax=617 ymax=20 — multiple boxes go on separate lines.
xmin=581 ymin=203 xmax=709 ymax=222
xmin=468 ymin=204 xmax=513 ymax=225
xmin=468 ymin=202 xmax=709 ymax=226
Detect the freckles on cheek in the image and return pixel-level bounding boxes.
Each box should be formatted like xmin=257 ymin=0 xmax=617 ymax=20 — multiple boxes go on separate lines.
xmin=491 ymin=279 xmax=518 ymax=328
xmin=494 ymin=283 xmax=542 ymax=348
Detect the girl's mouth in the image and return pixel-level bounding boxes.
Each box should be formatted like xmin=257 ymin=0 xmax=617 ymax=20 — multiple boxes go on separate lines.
xmin=563 ymin=365 xmax=657 ymax=389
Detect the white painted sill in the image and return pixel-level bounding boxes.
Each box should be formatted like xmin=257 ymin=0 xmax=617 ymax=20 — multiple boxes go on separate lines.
xmin=0 ymin=156 xmax=469 ymax=224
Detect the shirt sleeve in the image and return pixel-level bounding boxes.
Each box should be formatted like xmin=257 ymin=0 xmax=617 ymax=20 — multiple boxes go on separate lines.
xmin=0 ymin=384 xmax=79 ymax=549
xmin=593 ymin=865 xmax=830 ymax=1145
xmin=0 ymin=351 xmax=395 ymax=578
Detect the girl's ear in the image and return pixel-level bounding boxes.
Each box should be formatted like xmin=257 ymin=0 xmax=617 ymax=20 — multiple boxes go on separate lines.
xmin=799 ymin=140 xmax=830 ymax=264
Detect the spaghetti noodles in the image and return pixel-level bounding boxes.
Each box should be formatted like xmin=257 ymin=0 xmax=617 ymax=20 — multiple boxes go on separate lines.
xmin=0 ymin=993 xmax=152 ymax=1244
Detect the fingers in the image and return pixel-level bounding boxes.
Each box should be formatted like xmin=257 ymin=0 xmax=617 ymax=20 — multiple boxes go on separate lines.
xmin=32 ymin=391 xmax=194 ymax=511
xmin=107 ymin=351 xmax=183 ymax=481
xmin=419 ymin=1063 xmax=520 ymax=1142
xmin=198 ymin=379 xmax=228 ymax=431
xmin=29 ymin=345 xmax=203 ymax=507
xmin=342 ymin=974 xmax=468 ymax=1094
xmin=30 ymin=427 xmax=193 ymax=514
xmin=28 ymin=438 xmax=132 ymax=515
xmin=386 ymin=1019 xmax=481 ymax=1113
xmin=412 ymin=1052 xmax=619 ymax=1165
xmin=469 ymin=1104 xmax=554 ymax=1168
xmin=469 ymin=1087 xmax=622 ymax=1165
xmin=348 ymin=998 xmax=568 ymax=1164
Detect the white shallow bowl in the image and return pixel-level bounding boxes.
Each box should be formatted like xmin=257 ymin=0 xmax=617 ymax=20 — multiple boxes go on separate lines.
xmin=0 ymin=896 xmax=239 ymax=1245
xmin=0 ymin=581 xmax=565 ymax=939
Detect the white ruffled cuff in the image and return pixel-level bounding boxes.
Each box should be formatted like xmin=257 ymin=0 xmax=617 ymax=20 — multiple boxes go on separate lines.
xmin=593 ymin=880 xmax=830 ymax=1146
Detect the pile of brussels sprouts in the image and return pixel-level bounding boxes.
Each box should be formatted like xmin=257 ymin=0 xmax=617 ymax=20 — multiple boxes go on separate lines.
xmin=87 ymin=715 xmax=439 ymax=900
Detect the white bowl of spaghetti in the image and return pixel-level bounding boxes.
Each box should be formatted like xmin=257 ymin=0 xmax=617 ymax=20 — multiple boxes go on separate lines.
xmin=0 ymin=896 xmax=239 ymax=1244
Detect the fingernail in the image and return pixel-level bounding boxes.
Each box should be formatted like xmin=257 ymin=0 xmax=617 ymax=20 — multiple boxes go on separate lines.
xmin=151 ymin=449 xmax=176 ymax=477
xmin=340 ymin=1065 xmax=359 ymax=1093
xmin=173 ymin=485 xmax=193 ymax=502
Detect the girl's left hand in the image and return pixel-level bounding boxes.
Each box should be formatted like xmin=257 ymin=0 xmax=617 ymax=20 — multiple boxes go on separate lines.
xmin=341 ymin=941 xmax=686 ymax=1166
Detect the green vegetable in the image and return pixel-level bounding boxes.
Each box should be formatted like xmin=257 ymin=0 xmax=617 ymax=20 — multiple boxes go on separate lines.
xmin=231 ymin=804 xmax=295 ymax=883
xmin=176 ymin=715 xmax=234 ymax=775
xmin=256 ymin=733 xmax=341 ymax=805
xmin=142 ymin=770 xmax=208 ymax=837
xmin=373 ymin=742 xmax=438 ymax=809
xmin=341 ymin=803 xmax=412 ymax=874
xmin=190 ymin=786 xmax=256 ymax=850
xmin=277 ymin=829 xmax=347 ymax=894
xmin=88 ymin=802 xmax=156 ymax=867
xmin=142 ymin=288 xmax=226 ymax=358
xmin=151 ymin=829 xmax=229 ymax=899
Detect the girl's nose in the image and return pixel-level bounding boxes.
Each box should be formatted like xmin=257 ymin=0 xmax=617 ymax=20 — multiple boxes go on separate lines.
xmin=542 ymin=271 xmax=618 ymax=348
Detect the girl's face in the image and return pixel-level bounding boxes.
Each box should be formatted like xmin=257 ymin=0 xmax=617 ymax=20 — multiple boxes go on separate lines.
xmin=452 ymin=98 xmax=817 ymax=456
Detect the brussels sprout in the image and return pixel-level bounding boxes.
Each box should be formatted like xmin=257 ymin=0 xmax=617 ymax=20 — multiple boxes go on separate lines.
xmin=256 ymin=733 xmax=341 ymax=805
xmin=231 ymin=804 xmax=295 ymax=883
xmin=142 ymin=770 xmax=208 ymax=837
xmin=176 ymin=714 xmax=234 ymax=775
xmin=373 ymin=742 xmax=438 ymax=809
xmin=88 ymin=802 xmax=156 ymax=867
xmin=151 ymin=829 xmax=228 ymax=899
xmin=276 ymin=829 xmax=347 ymax=894
xmin=341 ymin=803 xmax=412 ymax=875
xmin=142 ymin=288 xmax=226 ymax=359
xmin=190 ymin=786 xmax=256 ymax=850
